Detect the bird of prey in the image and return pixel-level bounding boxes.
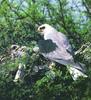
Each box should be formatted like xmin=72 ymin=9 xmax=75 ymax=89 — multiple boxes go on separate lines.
xmin=37 ymin=24 xmax=87 ymax=80
xmin=10 ymin=45 xmax=28 ymax=82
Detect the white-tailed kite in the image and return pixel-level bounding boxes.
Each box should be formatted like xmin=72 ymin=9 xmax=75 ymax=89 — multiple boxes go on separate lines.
xmin=10 ymin=45 xmax=27 ymax=82
xmin=37 ymin=24 xmax=87 ymax=80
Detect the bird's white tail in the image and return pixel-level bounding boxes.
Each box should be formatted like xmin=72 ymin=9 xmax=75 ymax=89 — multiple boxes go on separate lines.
xmin=67 ymin=63 xmax=88 ymax=80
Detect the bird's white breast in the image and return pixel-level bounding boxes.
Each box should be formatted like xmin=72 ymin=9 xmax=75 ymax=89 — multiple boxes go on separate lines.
xmin=44 ymin=29 xmax=57 ymax=40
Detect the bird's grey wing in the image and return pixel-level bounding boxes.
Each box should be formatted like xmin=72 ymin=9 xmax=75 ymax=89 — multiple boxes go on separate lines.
xmin=38 ymin=40 xmax=84 ymax=72
xmin=38 ymin=39 xmax=73 ymax=65
xmin=57 ymin=32 xmax=74 ymax=55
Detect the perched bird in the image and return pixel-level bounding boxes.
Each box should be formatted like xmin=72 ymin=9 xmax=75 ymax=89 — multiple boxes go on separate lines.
xmin=37 ymin=24 xmax=87 ymax=80
xmin=10 ymin=45 xmax=28 ymax=82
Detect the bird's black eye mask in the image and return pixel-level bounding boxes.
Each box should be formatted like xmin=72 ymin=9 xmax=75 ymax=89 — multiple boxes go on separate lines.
xmin=11 ymin=46 xmax=17 ymax=50
xmin=40 ymin=26 xmax=45 ymax=30
xmin=38 ymin=39 xmax=58 ymax=53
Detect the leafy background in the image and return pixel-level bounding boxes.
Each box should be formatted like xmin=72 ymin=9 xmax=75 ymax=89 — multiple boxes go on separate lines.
xmin=0 ymin=0 xmax=91 ymax=100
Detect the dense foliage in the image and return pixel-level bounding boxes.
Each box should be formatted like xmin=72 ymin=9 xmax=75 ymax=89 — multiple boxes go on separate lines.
xmin=0 ymin=0 xmax=91 ymax=100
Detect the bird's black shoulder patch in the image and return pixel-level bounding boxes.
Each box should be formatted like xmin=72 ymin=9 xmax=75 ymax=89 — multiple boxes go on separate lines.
xmin=38 ymin=39 xmax=58 ymax=53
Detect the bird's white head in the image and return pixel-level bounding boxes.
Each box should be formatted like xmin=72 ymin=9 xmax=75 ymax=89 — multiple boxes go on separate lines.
xmin=37 ymin=24 xmax=57 ymax=37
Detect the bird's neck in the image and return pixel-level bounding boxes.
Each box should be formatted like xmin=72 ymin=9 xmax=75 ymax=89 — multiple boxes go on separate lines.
xmin=44 ymin=29 xmax=57 ymax=40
